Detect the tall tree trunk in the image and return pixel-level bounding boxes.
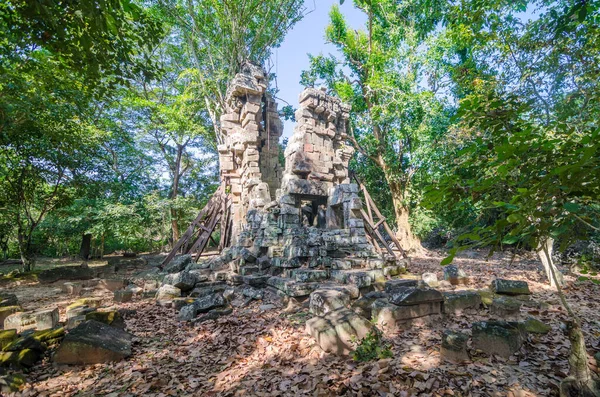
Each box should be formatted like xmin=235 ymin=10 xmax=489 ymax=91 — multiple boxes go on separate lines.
xmin=17 ymin=231 xmax=34 ymax=272
xmin=537 ymin=237 xmax=564 ymax=287
xmin=170 ymin=146 xmax=183 ymax=244
xmin=385 ymin=177 xmax=422 ymax=253
xmin=543 ymin=246 xmax=600 ymax=396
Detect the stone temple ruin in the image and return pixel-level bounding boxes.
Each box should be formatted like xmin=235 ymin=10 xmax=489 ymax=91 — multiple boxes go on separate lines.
xmin=189 ymin=62 xmax=408 ymax=296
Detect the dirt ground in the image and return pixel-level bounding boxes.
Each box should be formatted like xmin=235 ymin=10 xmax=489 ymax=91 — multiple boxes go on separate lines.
xmin=1 ymin=249 xmax=599 ymax=396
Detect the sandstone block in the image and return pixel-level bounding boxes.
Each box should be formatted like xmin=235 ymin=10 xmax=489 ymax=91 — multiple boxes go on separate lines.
xmin=306 ymin=308 xmax=373 ymax=355
xmin=53 ymin=320 xmax=132 ymax=364
xmin=156 ymin=284 xmax=181 ymax=301
xmin=490 ymin=296 xmax=522 ymax=318
xmin=443 ymin=265 xmax=468 ymax=285
xmin=422 ymin=273 xmax=439 ymax=288
xmin=472 ymin=321 xmax=525 ymax=358
xmin=4 ymin=308 xmax=59 ymax=332
xmin=99 ymin=278 xmax=127 ymax=292
xmin=85 ymin=311 xmax=125 ymax=329
xmin=443 ymin=291 xmax=482 ymax=314
xmin=309 ymin=289 xmax=351 ymax=316
xmin=0 ymin=306 xmax=21 ymax=328
xmin=490 ymin=279 xmax=530 ymax=295
xmin=440 ymin=330 xmax=470 ymax=363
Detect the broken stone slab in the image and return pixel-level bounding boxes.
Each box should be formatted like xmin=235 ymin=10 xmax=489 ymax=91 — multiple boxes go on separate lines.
xmin=4 ymin=308 xmax=59 ymax=332
xmin=440 ymin=330 xmax=470 ymax=363
xmin=156 ymin=284 xmax=181 ymax=301
xmin=61 ymin=282 xmax=82 ymax=296
xmin=443 ymin=265 xmax=468 ymax=285
xmin=372 ymin=299 xmax=442 ymax=334
xmin=31 ymin=327 xmax=65 ymax=346
xmin=490 ymin=279 xmax=531 ymax=296
xmin=384 ymin=279 xmax=418 ymax=295
xmin=53 ymin=320 xmax=132 ymax=364
xmin=113 ymin=289 xmax=134 ymax=303
xmin=177 ymin=293 xmax=225 ymax=322
xmin=471 ymin=321 xmax=525 ymax=358
xmin=0 ymin=294 xmax=18 ymax=307
xmin=3 ymin=332 xmax=45 ymax=353
xmin=0 ymin=306 xmax=21 ymax=328
xmin=383 ymin=265 xmax=403 ymax=277
xmin=66 ymin=304 xmax=96 ymax=320
xmin=388 ymin=287 xmax=443 ymax=306
xmin=443 ymin=291 xmax=482 ymax=314
xmin=309 ymin=289 xmax=351 ymax=316
xmin=305 ymin=308 xmax=374 ymax=355
xmin=422 ymin=273 xmax=439 ymax=288
xmin=163 ymin=271 xmax=197 ymax=292
xmin=99 ymin=278 xmax=128 ymax=292
xmin=38 ymin=266 xmax=95 ymax=283
xmin=351 ymin=291 xmax=387 ymax=319
xmin=173 ymin=298 xmax=196 ymax=311
xmin=241 ymin=275 xmax=271 ymax=287
xmin=192 ymin=306 xmax=233 ymax=324
xmin=330 ymin=270 xmax=382 ymax=288
xmin=477 ymin=289 xmax=496 ymax=306
xmin=85 ymin=311 xmax=125 ymax=330
xmin=490 ymin=296 xmax=522 ymax=318
xmin=521 ymin=317 xmax=551 ymax=334
xmin=164 ymin=254 xmax=192 ymax=274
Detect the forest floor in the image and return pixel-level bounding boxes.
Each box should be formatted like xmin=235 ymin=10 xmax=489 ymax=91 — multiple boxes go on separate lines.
xmin=1 ymin=249 xmax=600 ymax=397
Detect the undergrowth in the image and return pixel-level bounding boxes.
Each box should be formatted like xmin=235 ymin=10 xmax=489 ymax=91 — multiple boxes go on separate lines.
xmin=351 ymin=328 xmax=393 ymax=362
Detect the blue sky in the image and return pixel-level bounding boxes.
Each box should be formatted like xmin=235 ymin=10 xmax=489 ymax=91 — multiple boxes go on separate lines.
xmin=269 ymin=0 xmax=366 ymax=139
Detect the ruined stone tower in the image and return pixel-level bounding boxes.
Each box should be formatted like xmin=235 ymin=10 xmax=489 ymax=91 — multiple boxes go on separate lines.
xmin=207 ymin=64 xmax=405 ymax=296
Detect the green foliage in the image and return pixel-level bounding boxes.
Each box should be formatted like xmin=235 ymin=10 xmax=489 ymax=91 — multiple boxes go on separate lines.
xmin=425 ymin=0 xmax=600 ymax=261
xmin=351 ymin=328 xmax=393 ymax=362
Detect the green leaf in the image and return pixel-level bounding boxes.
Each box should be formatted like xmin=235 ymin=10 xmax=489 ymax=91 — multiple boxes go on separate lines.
xmin=440 ymin=255 xmax=454 ymax=266
xmin=563 ymin=202 xmax=580 ymax=213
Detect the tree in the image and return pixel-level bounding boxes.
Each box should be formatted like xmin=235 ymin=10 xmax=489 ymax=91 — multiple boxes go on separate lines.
xmin=301 ymin=1 xmax=451 ymax=252
xmin=154 ymin=0 xmax=307 ymax=140
xmin=428 ymin=0 xmax=600 ymax=393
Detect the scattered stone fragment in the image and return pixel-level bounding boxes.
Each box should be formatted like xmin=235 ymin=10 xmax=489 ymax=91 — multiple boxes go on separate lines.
xmin=522 ymin=317 xmax=551 ymax=334
xmin=351 ymin=291 xmax=386 ymax=319
xmin=173 ymin=298 xmax=196 ymax=311
xmin=490 ymin=279 xmax=531 ymax=296
xmin=309 ymin=289 xmax=351 ymax=316
xmin=443 ymin=265 xmax=468 ymax=285
xmin=61 ymin=282 xmax=82 ymax=296
xmin=113 ymin=289 xmax=134 ymax=303
xmin=443 ymin=291 xmax=482 ymax=314
xmin=100 ymin=278 xmax=127 ymax=292
xmin=0 ymin=294 xmax=18 ymax=308
xmin=4 ymin=308 xmax=59 ymax=332
xmin=384 ymin=279 xmax=418 ymax=294
xmin=53 ymin=320 xmax=132 ymax=364
xmin=0 ymin=306 xmax=21 ymax=328
xmin=472 ymin=321 xmax=525 ymax=358
xmin=477 ymin=289 xmax=496 ymax=306
xmin=241 ymin=286 xmax=263 ymax=300
xmin=85 ymin=311 xmax=125 ymax=329
xmin=387 ymin=287 xmax=443 ymax=306
xmin=422 ymin=273 xmax=439 ymax=288
xmin=66 ymin=304 xmax=96 ymax=320
xmin=0 ymin=348 xmax=40 ymax=368
xmin=177 ymin=293 xmax=225 ymax=321
xmin=372 ymin=298 xmax=442 ymax=333
xmin=3 ymin=333 xmax=44 ymax=353
xmin=0 ymin=373 xmax=26 ymax=394
xmin=32 ymin=327 xmax=65 ymax=346
xmin=0 ymin=330 xmax=17 ymax=349
xmin=67 ymin=298 xmax=104 ymax=312
xmin=164 ymin=254 xmax=192 ymax=274
xmin=163 ymin=271 xmax=197 ymax=291
xmin=490 ymin=296 xmax=522 ymax=318
xmin=193 ymin=306 xmax=233 ymax=324
xmin=156 ymin=284 xmax=181 ymax=301
xmin=306 ymin=308 xmax=374 ymax=355
xmin=259 ymin=304 xmax=276 ymax=311
xmin=440 ymin=330 xmax=470 ymax=363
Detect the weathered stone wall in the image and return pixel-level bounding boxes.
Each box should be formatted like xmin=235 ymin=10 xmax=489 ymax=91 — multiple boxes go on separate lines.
xmin=217 ymin=62 xmax=284 ymax=243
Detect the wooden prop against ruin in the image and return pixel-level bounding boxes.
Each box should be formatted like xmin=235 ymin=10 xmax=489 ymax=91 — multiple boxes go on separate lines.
xmin=350 ymin=172 xmax=408 ymax=259
xmin=160 ymin=186 xmax=231 ymax=268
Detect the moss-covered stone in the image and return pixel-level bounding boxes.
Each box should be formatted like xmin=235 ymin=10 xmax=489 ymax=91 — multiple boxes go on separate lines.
xmin=0 ymin=373 xmax=26 ymax=393
xmin=66 ymin=298 xmax=104 ymax=312
xmin=0 ymin=330 xmax=17 ymax=349
xmin=85 ymin=311 xmax=125 ymax=329
xmin=0 ymin=305 xmax=21 ymax=326
xmin=0 ymin=348 xmax=40 ymax=368
xmin=477 ymin=289 xmax=497 ymax=306
xmin=522 ymin=318 xmax=551 ymax=334
xmin=33 ymin=327 xmax=65 ymax=345
xmin=3 ymin=334 xmax=44 ymax=352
